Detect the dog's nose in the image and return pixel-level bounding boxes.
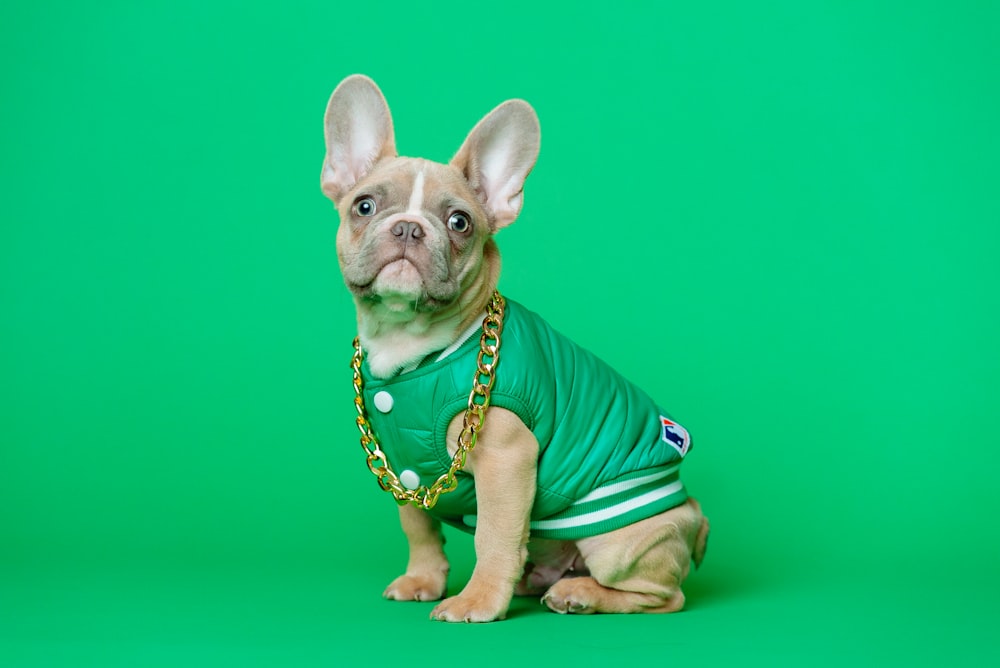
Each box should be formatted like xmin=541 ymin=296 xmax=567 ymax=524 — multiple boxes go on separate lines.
xmin=391 ymin=220 xmax=425 ymax=241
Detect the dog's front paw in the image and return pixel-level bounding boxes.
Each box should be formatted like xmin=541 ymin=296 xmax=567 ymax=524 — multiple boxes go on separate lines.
xmin=384 ymin=573 xmax=447 ymax=602
xmin=429 ymin=587 xmax=509 ymax=623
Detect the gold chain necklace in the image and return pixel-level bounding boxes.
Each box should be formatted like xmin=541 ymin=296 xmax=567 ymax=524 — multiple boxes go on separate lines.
xmin=350 ymin=290 xmax=505 ymax=509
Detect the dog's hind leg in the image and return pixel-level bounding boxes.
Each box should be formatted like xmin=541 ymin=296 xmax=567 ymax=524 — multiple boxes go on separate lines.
xmin=516 ymin=539 xmax=587 ymax=596
xmin=541 ymin=498 xmax=708 ymax=614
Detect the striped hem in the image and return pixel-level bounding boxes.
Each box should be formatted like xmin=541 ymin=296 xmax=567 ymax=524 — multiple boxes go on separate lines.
xmin=461 ymin=464 xmax=688 ymax=540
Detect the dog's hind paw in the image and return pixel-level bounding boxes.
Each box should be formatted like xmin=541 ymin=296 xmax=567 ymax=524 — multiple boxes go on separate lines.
xmin=541 ymin=581 xmax=594 ymax=615
xmin=542 ymin=575 xmax=686 ymax=614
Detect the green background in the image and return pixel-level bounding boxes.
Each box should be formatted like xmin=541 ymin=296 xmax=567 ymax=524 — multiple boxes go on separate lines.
xmin=2 ymin=1 xmax=998 ymax=665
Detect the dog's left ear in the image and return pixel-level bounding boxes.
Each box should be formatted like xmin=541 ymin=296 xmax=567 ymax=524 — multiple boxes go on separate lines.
xmin=451 ymin=100 xmax=540 ymax=230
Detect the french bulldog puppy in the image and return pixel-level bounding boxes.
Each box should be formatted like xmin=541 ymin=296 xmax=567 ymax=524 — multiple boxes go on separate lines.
xmin=321 ymin=75 xmax=709 ymax=623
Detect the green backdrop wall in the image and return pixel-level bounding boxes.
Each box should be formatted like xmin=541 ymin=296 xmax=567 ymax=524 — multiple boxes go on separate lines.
xmin=2 ymin=1 xmax=998 ymax=665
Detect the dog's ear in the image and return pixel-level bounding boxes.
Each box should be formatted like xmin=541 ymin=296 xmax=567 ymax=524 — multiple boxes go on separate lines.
xmin=321 ymin=75 xmax=397 ymax=203
xmin=451 ymin=100 xmax=540 ymax=231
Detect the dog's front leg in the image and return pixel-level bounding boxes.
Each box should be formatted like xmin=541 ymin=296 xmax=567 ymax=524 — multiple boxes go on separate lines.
xmin=430 ymin=408 xmax=538 ymax=623
xmin=383 ymin=504 xmax=450 ymax=602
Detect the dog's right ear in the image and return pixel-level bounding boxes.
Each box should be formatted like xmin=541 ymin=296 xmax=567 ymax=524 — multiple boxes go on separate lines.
xmin=321 ymin=75 xmax=397 ymax=203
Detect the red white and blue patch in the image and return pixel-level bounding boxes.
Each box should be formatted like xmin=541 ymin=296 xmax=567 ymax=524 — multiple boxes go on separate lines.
xmin=660 ymin=416 xmax=691 ymax=458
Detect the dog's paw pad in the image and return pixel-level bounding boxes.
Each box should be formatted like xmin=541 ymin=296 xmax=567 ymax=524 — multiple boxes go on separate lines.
xmin=541 ymin=592 xmax=592 ymax=615
xmin=383 ymin=574 xmax=446 ymax=602
xmin=541 ymin=579 xmax=600 ymax=615
xmin=430 ymin=593 xmax=507 ymax=623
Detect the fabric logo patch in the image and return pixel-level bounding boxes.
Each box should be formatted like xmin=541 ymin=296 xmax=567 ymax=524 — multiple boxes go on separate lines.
xmin=660 ymin=416 xmax=691 ymax=458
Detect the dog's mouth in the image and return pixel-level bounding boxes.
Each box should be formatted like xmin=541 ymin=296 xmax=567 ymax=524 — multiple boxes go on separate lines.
xmin=374 ymin=258 xmax=423 ymax=291
xmin=346 ymin=254 xmax=458 ymax=311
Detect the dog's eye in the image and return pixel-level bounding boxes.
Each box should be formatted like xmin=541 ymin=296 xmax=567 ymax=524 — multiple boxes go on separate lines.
xmin=354 ymin=197 xmax=377 ymax=217
xmin=447 ymin=212 xmax=471 ymax=234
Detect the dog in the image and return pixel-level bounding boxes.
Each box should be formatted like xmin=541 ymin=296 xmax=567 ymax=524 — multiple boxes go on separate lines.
xmin=321 ymin=75 xmax=709 ymax=622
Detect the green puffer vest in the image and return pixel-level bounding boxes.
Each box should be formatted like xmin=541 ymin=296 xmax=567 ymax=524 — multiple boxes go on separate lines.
xmin=360 ymin=298 xmax=692 ymax=540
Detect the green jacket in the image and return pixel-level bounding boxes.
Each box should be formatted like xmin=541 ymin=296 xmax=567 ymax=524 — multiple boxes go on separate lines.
xmin=361 ymin=299 xmax=692 ymax=540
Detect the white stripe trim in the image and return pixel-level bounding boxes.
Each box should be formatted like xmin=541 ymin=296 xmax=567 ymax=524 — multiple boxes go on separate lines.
xmin=398 ymin=357 xmax=423 ymax=375
xmin=461 ymin=480 xmax=685 ymax=532
xmin=435 ymin=315 xmax=485 ymax=362
xmin=529 ymin=480 xmax=685 ymax=532
xmin=395 ymin=312 xmax=485 ymax=375
xmin=571 ymin=465 xmax=681 ymax=506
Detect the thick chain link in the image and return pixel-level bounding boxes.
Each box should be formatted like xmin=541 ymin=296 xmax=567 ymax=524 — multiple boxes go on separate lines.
xmin=350 ymin=291 xmax=505 ymax=509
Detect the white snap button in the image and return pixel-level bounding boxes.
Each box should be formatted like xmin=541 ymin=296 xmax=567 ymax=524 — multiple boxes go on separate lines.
xmin=399 ymin=469 xmax=421 ymax=490
xmin=373 ymin=391 xmax=394 ymax=413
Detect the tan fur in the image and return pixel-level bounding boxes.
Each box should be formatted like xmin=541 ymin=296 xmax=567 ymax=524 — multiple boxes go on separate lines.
xmin=426 ymin=409 xmax=538 ymax=622
xmin=382 ymin=504 xmax=450 ymax=602
xmin=322 ymin=75 xmax=709 ymax=622
xmin=541 ymin=499 xmax=709 ymax=614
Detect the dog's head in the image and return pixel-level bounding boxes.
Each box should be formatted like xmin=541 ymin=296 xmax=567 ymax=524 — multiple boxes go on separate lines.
xmin=321 ymin=75 xmax=540 ymax=326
